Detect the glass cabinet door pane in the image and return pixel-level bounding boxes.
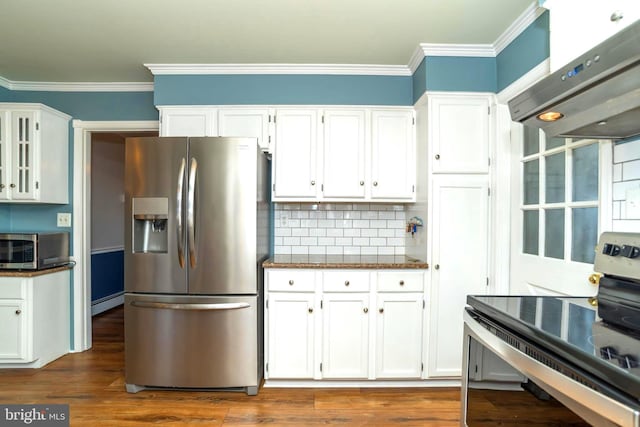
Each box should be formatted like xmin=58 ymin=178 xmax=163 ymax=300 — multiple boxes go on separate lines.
xmin=523 ymin=210 xmax=539 ymax=255
xmin=523 ymin=126 xmax=540 ymax=156
xmin=545 ymin=135 xmax=565 ymax=150
xmin=545 ymin=209 xmax=565 ymax=259
xmin=573 ymin=144 xmax=599 ymax=202
xmin=572 ymin=207 xmax=598 ymax=263
xmin=545 ymin=152 xmax=565 ymax=203
xmin=523 ymin=159 xmax=539 ymax=205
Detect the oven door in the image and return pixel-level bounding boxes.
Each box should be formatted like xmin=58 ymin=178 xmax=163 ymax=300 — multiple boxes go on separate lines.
xmin=462 ymin=309 xmax=639 ymax=427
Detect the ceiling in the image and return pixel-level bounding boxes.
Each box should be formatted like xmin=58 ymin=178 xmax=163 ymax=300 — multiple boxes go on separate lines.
xmin=0 ymin=0 xmax=535 ymax=83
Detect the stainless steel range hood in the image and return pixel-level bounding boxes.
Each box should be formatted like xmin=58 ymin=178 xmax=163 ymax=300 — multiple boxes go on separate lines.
xmin=508 ymin=20 xmax=640 ymax=140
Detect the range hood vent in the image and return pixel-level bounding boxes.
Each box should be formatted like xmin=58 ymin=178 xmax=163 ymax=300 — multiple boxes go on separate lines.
xmin=509 ymin=20 xmax=640 ymax=141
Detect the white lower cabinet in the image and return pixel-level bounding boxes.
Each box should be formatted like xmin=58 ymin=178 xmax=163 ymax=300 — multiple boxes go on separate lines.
xmin=265 ymin=268 xmax=428 ymax=383
xmin=0 ymin=270 xmax=70 ymax=368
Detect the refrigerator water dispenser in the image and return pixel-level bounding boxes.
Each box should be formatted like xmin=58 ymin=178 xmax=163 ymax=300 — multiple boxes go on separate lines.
xmin=132 ymin=197 xmax=169 ymax=253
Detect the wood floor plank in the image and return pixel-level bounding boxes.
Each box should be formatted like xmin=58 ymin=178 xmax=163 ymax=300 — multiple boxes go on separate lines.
xmin=0 ymin=306 xmax=462 ymax=425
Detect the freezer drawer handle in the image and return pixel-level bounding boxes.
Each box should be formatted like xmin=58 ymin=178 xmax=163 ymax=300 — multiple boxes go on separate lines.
xmin=130 ymin=301 xmax=251 ymax=311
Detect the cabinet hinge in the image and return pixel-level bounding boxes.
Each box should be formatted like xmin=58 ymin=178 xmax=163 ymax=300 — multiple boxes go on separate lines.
xmin=268 ymin=115 xmax=272 ymax=123
xmin=423 ymin=300 xmax=425 ymax=309
xmin=488 ymin=188 xmax=491 ymax=196
xmin=412 ymin=185 xmax=415 ymax=193
xmin=475 ymin=364 xmax=478 ymax=373
xmin=321 ymin=184 xmax=324 ymax=192
xmin=268 ymin=135 xmax=271 ymax=143
xmin=266 ymin=299 xmax=269 ymax=309
xmin=266 ymin=363 xmax=269 ymax=373
xmin=486 ymin=277 xmax=489 ymax=287
xmin=487 ymin=106 xmax=490 ymax=115
xmin=320 ymin=300 xmax=323 ymax=309
xmin=321 ymin=115 xmax=325 ymax=124
xmin=488 ymin=157 xmax=491 ymax=167
xmin=273 ymin=184 xmax=275 ymax=191
xmin=320 ymin=363 xmax=323 ymax=372
xmin=421 ymin=363 xmax=424 ymax=372
xmin=273 ymin=115 xmax=277 ymax=124
xmin=36 ymin=122 xmax=40 ymax=131
xmin=35 ymin=181 xmax=39 ymax=190
xmin=412 ymin=117 xmax=415 ymax=125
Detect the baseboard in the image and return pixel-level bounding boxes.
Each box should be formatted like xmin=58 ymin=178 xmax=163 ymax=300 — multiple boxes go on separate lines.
xmin=91 ymin=293 xmax=124 ymax=316
xmin=263 ymin=379 xmax=461 ymax=388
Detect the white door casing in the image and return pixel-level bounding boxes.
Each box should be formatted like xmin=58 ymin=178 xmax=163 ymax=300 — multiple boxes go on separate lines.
xmin=72 ymin=120 xmax=159 ymax=352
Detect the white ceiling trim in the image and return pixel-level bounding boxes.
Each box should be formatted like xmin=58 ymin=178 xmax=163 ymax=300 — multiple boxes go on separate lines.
xmin=145 ymin=64 xmax=413 ymax=77
xmin=0 ymin=78 xmax=154 ymax=92
xmin=493 ymin=2 xmax=546 ymax=55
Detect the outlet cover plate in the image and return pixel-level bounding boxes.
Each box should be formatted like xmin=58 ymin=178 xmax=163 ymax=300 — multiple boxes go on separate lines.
xmin=57 ymin=213 xmax=72 ymax=227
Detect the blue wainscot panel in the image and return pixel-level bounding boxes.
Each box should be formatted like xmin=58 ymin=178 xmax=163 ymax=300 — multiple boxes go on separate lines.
xmin=91 ymin=250 xmax=124 ymax=302
xmin=154 ymin=74 xmax=413 ymax=106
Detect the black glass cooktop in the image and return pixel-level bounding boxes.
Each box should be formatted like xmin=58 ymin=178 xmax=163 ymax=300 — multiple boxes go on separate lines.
xmin=467 ymin=295 xmax=640 ymax=403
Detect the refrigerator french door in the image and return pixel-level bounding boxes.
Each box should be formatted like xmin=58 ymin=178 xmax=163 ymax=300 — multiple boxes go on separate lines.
xmin=123 ymin=137 xmax=269 ymax=395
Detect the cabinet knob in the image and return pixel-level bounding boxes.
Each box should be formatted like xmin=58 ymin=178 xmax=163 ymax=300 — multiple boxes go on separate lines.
xmin=359 ymin=181 xmax=364 ymax=186
xmin=434 ymin=264 xmax=440 ymax=270
xmin=363 ymin=307 xmax=368 ymax=313
xmin=10 ymin=183 xmax=16 ymax=188
xmin=373 ymin=181 xmax=378 ymax=187
xmin=0 ymin=184 xmax=4 ymax=189
xmin=288 ymin=279 xmax=294 ymax=285
xmin=308 ymin=307 xmax=313 ymax=313
xmin=379 ymin=308 xmax=384 ymax=314
xmin=344 ymin=280 xmax=350 ymax=286
xmin=15 ymin=309 xmax=21 ymax=315
xmin=399 ymin=280 xmax=405 ymax=286
xmin=435 ymin=154 xmax=440 ymax=160
xmin=588 ymin=273 xmax=602 ymax=286
xmin=610 ymin=10 xmax=624 ymax=22
xmin=310 ymin=180 xmax=316 ymax=186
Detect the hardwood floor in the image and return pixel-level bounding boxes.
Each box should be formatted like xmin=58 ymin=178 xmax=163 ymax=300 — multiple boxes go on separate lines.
xmin=0 ymin=307 xmax=461 ymax=426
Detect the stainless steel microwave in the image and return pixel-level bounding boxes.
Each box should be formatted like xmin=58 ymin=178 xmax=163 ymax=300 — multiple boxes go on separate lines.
xmin=0 ymin=232 xmax=70 ymax=270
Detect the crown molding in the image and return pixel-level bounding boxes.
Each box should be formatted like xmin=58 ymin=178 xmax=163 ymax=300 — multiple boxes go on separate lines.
xmin=494 ymin=2 xmax=546 ymax=55
xmin=408 ymin=43 xmax=496 ymax=73
xmin=145 ymin=63 xmax=412 ymax=76
xmin=0 ymin=78 xmax=153 ymax=92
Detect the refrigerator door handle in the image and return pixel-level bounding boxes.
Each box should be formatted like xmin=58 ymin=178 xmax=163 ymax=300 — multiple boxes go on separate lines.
xmin=176 ymin=157 xmax=186 ymax=269
xmin=130 ymin=301 xmax=251 ymax=311
xmin=187 ymin=157 xmax=198 ymax=268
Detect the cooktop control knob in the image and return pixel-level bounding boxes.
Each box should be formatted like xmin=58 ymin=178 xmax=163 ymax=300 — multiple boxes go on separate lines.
xmin=602 ymin=243 xmax=621 ymax=256
xmin=619 ymin=354 xmax=638 ymax=369
xmin=620 ymin=245 xmax=640 ymax=259
xmin=600 ymin=346 xmax=618 ymax=360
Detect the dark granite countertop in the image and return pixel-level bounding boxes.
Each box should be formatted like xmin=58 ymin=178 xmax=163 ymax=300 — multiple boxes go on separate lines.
xmin=0 ymin=265 xmax=73 ymax=278
xmin=262 ymin=255 xmax=428 ymax=269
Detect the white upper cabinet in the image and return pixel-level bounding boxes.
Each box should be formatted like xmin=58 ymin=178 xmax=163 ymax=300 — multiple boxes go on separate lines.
xmin=0 ymin=104 xmax=70 ymax=204
xmin=371 ymin=110 xmax=416 ymax=200
xmin=160 ymin=107 xmax=215 ymax=137
xmin=272 ymin=109 xmax=320 ymax=200
xmin=546 ymin=0 xmax=640 ymax=72
xmin=218 ymin=108 xmax=273 ymax=152
xmin=429 ymin=94 xmax=491 ymax=174
xmin=322 ymin=109 xmax=366 ymax=200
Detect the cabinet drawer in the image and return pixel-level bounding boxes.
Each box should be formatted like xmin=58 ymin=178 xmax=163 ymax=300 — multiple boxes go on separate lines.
xmin=0 ymin=278 xmax=25 ymax=299
xmin=377 ymin=271 xmax=424 ymax=292
xmin=267 ymin=270 xmax=316 ymax=292
xmin=323 ymin=270 xmax=369 ymax=292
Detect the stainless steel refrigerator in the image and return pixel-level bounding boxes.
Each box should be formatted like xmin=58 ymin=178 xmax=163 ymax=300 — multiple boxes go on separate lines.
xmin=123 ymin=137 xmax=270 ymax=396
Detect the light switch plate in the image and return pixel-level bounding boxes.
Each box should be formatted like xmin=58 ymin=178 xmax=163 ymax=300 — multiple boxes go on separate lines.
xmin=57 ymin=212 xmax=72 ymax=227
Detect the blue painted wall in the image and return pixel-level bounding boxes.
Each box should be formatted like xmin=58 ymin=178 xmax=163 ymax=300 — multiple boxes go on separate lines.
xmin=425 ymin=56 xmax=497 ymax=93
xmin=496 ymin=10 xmax=550 ymax=92
xmin=91 ymin=250 xmax=124 ymax=302
xmin=154 ymin=74 xmax=413 ymax=106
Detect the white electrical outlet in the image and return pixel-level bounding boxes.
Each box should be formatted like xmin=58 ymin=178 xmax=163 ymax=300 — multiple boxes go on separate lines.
xmin=57 ymin=213 xmax=72 ymax=227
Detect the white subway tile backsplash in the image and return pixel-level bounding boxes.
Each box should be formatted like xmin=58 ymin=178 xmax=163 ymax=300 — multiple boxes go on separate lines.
xmin=613 ymin=180 xmax=640 ymax=200
xmin=614 ymin=140 xmax=640 ymax=164
xmin=623 ymin=160 xmax=640 ymax=181
xmin=326 ymin=228 xmax=344 ymax=237
xmin=613 ymin=201 xmax=621 ymax=220
xmin=274 ymin=203 xmax=409 ymax=256
xmin=613 ymin=164 xmax=623 ymax=182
